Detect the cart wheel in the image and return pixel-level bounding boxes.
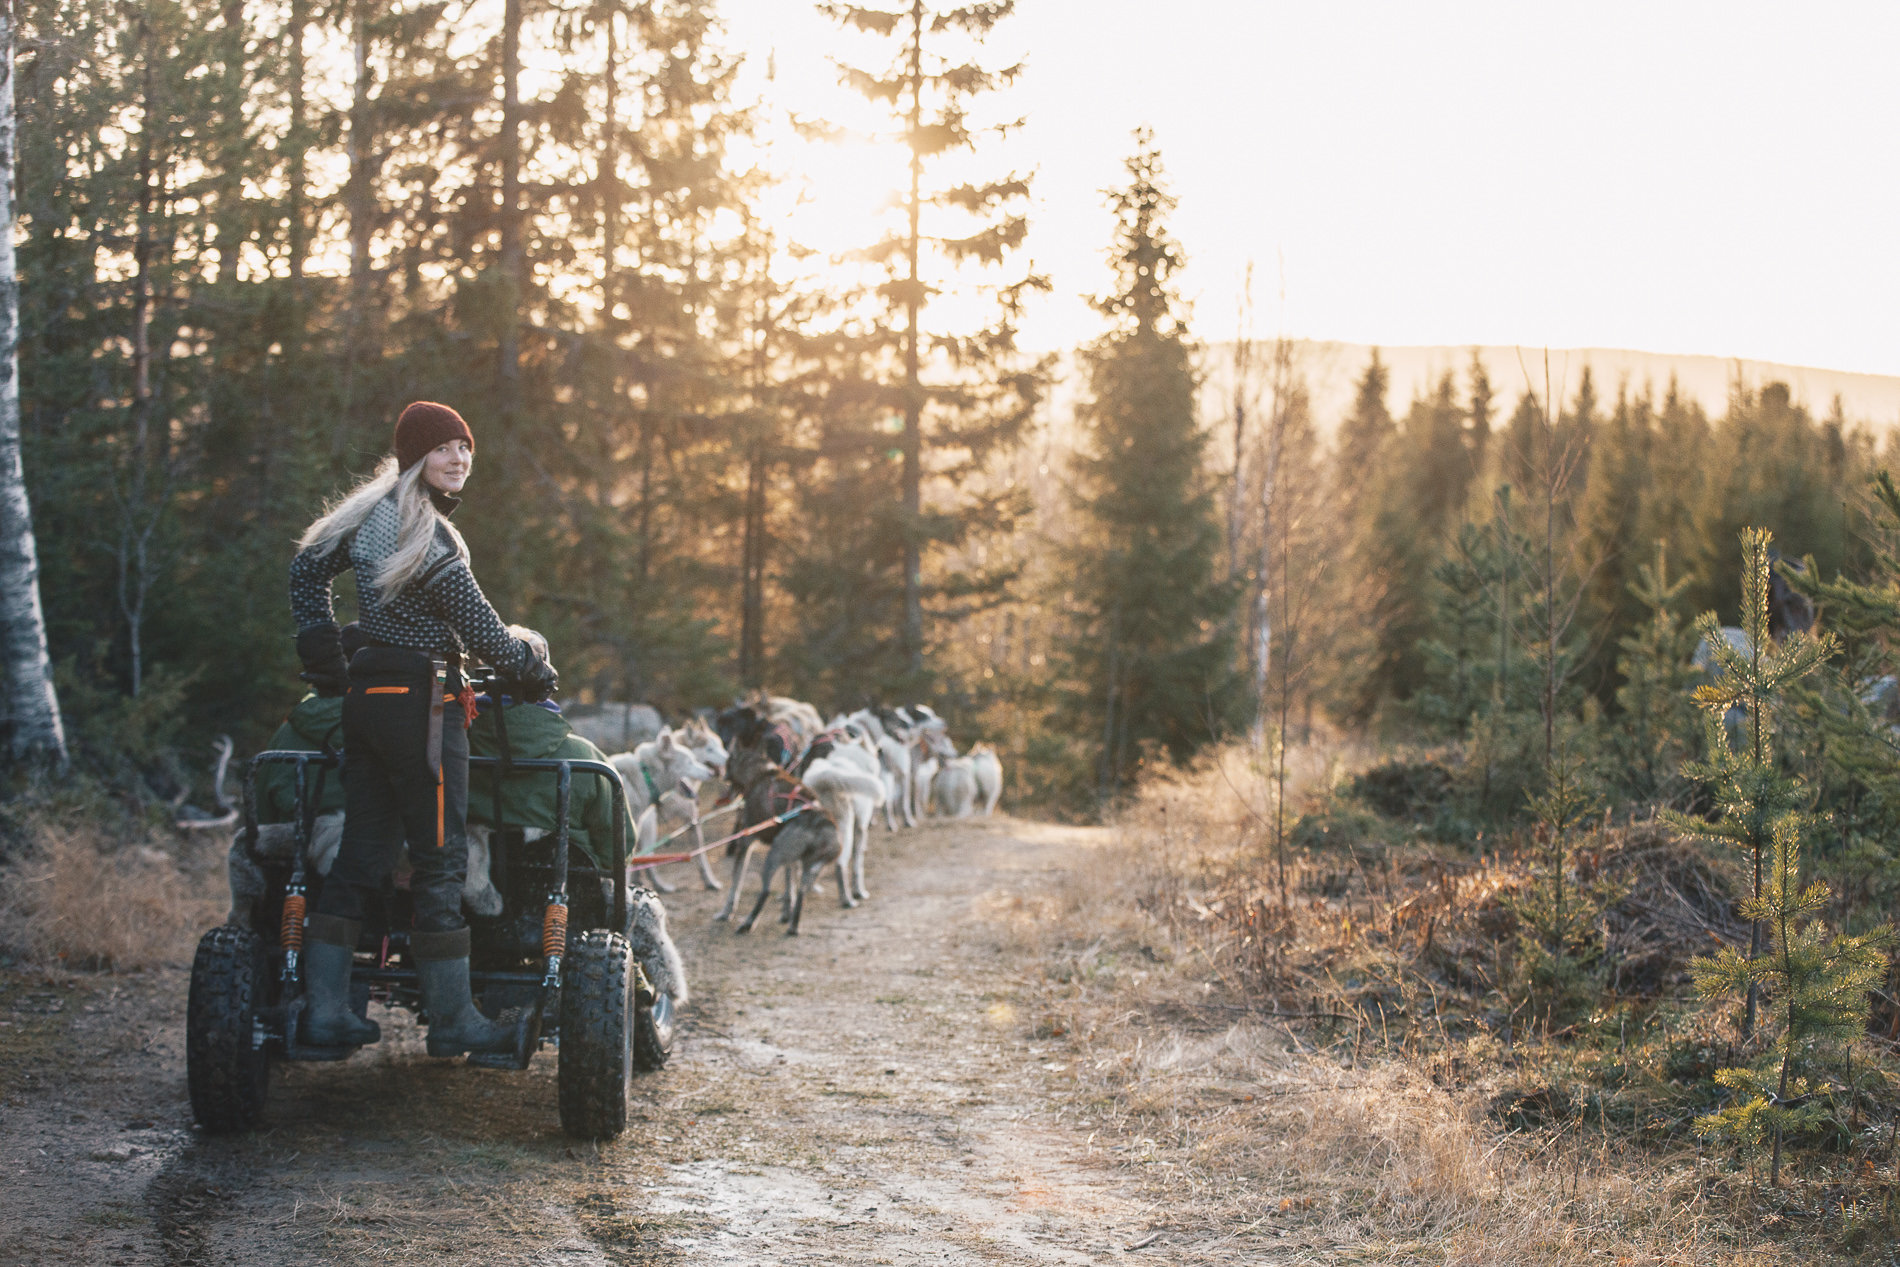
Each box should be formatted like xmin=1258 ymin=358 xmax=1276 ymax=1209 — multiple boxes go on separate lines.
xmin=558 ymin=930 xmax=633 ymax=1139
xmin=186 ymin=926 xmax=270 ymax=1133
xmin=633 ymin=990 xmax=675 ymax=1072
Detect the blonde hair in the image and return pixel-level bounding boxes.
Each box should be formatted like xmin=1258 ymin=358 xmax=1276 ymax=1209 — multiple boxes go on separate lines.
xmin=296 ymin=457 xmax=467 ymax=606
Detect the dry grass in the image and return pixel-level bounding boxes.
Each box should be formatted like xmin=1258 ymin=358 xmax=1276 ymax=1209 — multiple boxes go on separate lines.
xmin=988 ymin=737 xmax=1890 ymax=1266
xmin=0 ymin=813 xmax=224 ymax=971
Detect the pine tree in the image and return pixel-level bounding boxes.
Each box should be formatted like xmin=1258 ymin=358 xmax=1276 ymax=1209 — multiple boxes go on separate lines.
xmin=821 ymin=1 xmax=1046 ymax=685
xmin=1783 ymin=470 xmax=1900 ymax=929
xmin=1466 ymin=349 xmax=1493 ymax=477
xmin=1607 ymin=541 xmax=1701 ymax=804
xmin=1511 ymin=743 xmax=1616 ymax=1029
xmin=1692 ymin=813 xmax=1890 ymax=1184
xmin=1689 ymin=382 xmax=1856 ymax=624
xmin=1576 ymin=382 xmax=1656 ymax=700
xmin=1336 ymin=349 xmax=1394 ymax=475
xmin=1665 ymin=528 xmax=1835 ymax=1038
xmin=1063 ymin=132 xmax=1236 ymax=799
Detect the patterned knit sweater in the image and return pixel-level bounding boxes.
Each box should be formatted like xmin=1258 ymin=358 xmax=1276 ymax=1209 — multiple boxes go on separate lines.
xmin=289 ymin=489 xmax=530 ymax=673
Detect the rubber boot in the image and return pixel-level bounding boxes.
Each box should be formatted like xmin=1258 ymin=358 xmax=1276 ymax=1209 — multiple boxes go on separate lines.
xmin=301 ymin=915 xmax=380 ymax=1047
xmin=412 ymin=928 xmax=514 ymax=1057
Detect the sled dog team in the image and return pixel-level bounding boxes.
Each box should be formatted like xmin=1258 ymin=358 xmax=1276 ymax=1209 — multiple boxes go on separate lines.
xmin=231 ymin=679 xmax=1006 ymax=950
xmin=698 ymin=697 xmax=1002 ymax=934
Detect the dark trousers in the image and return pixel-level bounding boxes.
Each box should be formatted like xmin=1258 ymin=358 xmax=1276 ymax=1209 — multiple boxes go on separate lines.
xmin=315 ymin=647 xmax=470 ymax=933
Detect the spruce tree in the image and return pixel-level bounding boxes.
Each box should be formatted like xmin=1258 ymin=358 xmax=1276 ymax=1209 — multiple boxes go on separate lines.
xmin=1465 ymin=349 xmax=1493 ymax=476
xmin=821 ymin=1 xmax=1045 ymax=685
xmin=1575 ymin=383 xmax=1657 ymax=701
xmin=1336 ymin=349 xmax=1394 ymax=474
xmin=1607 ymin=541 xmax=1701 ymax=804
xmin=1784 ymin=470 xmax=1900 ymax=929
xmin=1692 ymin=814 xmax=1890 ymax=1184
xmin=1403 ymin=372 xmax=1476 ymax=536
xmin=1512 ymin=743 xmax=1615 ymax=1029
xmin=1688 ymin=382 xmax=1856 ymax=624
xmin=1063 ymin=132 xmax=1236 ymax=799
xmin=1665 ymin=528 xmax=1834 ymax=1038
xmin=1336 ymin=350 xmax=1425 ymax=720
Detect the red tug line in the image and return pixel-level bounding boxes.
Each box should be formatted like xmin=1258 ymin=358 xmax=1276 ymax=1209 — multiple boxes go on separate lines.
xmin=627 ymin=796 xmax=816 ymax=868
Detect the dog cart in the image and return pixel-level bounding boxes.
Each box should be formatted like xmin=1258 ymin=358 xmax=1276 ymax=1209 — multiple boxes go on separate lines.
xmin=186 ymin=688 xmax=671 ymax=1140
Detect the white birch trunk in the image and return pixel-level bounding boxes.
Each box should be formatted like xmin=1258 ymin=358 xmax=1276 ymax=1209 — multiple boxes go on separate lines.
xmin=0 ymin=6 xmax=67 ymax=766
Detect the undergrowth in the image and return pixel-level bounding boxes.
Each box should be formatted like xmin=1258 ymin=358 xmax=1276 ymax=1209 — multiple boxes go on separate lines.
xmin=0 ymin=786 xmax=225 ymax=972
xmin=994 ymin=737 xmax=1900 ymax=1265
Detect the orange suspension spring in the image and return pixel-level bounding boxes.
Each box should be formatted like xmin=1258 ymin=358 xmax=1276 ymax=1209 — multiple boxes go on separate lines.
xmin=280 ymin=891 xmax=307 ymax=953
xmin=541 ymin=902 xmax=568 ymax=961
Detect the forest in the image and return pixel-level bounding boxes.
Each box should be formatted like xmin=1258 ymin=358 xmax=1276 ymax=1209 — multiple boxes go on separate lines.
xmin=2 ymin=0 xmax=1899 ymax=1255
xmin=6 ymin=0 xmax=1888 ymax=806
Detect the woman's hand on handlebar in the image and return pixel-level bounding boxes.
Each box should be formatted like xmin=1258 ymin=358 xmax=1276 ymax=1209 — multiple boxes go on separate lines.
xmin=517 ymin=651 xmax=559 ymax=703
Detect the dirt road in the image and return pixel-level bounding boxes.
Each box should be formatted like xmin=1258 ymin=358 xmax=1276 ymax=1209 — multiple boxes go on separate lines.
xmin=0 ymin=815 xmax=1174 ymax=1265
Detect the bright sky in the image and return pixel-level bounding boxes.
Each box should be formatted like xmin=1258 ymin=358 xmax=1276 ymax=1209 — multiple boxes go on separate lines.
xmin=720 ymin=1 xmax=1900 ymax=377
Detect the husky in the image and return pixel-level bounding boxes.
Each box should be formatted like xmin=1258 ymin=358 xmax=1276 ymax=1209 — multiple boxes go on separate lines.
xmin=801 ymin=730 xmax=886 ymax=902
xmin=628 ymin=721 xmax=728 ymax=891
xmin=910 ymin=725 xmax=956 ymax=820
xmin=608 ymin=731 xmax=716 ymax=893
xmin=744 ymin=691 xmax=825 ymax=750
xmin=969 ymin=742 xmax=1003 ymax=815
xmin=623 ymin=886 xmax=689 ymax=1007
xmin=848 ymin=708 xmax=918 ymax=829
xmin=932 ymin=756 xmax=979 ymax=817
xmin=673 ymin=715 xmax=729 ymax=781
xmin=669 ymin=716 xmax=730 ymax=890
xmin=714 ymin=711 xmax=845 ymax=935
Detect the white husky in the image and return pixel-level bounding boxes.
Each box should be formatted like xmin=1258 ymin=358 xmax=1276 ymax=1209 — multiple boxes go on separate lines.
xmin=802 ymin=728 xmax=886 ymax=901
xmin=642 ymin=718 xmax=729 ymax=890
xmin=932 ymin=756 xmax=979 ymax=817
xmin=910 ymin=724 xmax=955 ymax=820
xmin=969 ymin=742 xmax=1003 ymax=815
xmin=609 ymin=731 xmax=717 ymax=893
xmin=845 ymin=707 xmax=918 ymax=830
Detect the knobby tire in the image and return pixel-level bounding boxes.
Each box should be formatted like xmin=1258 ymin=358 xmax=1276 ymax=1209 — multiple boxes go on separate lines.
xmin=558 ymin=930 xmax=634 ymax=1139
xmin=186 ymin=926 xmax=271 ymax=1133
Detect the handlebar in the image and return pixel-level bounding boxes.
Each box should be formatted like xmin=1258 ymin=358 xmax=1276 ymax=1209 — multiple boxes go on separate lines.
xmin=461 ymin=672 xmax=554 ymax=703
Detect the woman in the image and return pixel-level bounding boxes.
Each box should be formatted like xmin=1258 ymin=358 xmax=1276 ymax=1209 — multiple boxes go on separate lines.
xmin=289 ymin=401 xmax=557 ymax=1054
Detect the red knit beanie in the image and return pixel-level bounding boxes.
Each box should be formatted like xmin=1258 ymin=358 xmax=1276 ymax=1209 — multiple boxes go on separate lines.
xmin=393 ymin=401 xmax=475 ymax=471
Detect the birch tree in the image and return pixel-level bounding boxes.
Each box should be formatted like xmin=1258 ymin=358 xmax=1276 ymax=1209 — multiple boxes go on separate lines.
xmin=0 ymin=0 xmax=65 ymax=766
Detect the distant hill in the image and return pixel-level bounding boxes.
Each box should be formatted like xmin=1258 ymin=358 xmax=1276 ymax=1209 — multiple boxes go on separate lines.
xmin=1196 ymin=341 xmax=1900 ymax=436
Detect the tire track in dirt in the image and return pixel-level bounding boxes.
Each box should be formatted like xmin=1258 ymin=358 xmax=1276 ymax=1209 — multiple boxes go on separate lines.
xmin=1 ymin=815 xmax=1166 ymax=1265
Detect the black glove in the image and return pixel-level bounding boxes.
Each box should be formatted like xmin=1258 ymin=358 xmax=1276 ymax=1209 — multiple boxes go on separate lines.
xmin=515 ymin=645 xmax=559 ymax=704
xmin=296 ymin=624 xmax=351 ymax=698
